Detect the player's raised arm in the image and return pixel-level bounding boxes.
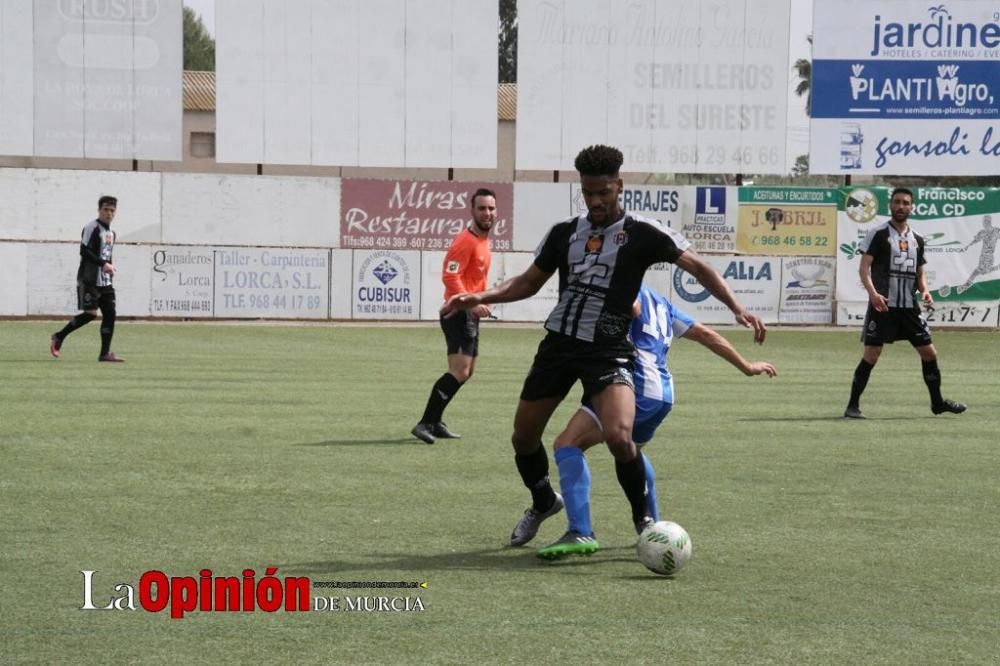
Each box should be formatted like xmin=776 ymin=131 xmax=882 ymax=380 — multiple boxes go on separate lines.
xmin=440 ymin=263 xmax=552 ymax=317
xmin=674 ymin=249 xmax=767 ymax=344
xmin=682 ymin=323 xmax=777 ymax=377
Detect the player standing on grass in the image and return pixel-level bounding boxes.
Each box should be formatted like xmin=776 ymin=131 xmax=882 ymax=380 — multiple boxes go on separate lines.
xmin=50 ymin=195 xmax=125 ymax=363
xmin=411 ymin=188 xmax=498 ymax=444
xmin=537 ymin=284 xmax=776 ymax=559
xmin=844 ymin=187 xmax=965 ymax=419
xmin=441 ymin=145 xmax=766 ymax=551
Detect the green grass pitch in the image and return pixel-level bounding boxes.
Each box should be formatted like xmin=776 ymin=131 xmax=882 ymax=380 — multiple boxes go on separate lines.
xmin=2 ymin=321 xmax=998 ymax=664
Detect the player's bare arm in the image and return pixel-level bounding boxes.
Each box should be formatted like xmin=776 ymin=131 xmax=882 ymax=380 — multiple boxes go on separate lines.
xmin=682 ymin=323 xmax=777 ymax=377
xmin=859 ymin=254 xmax=888 ymax=312
xmin=441 ymin=264 xmax=552 ymax=317
xmin=917 ymin=265 xmax=933 ymax=306
xmin=674 ymin=249 xmax=767 ymax=344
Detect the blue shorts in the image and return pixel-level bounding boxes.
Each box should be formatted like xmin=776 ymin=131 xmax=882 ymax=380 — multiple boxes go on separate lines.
xmin=580 ymin=396 xmax=672 ymax=446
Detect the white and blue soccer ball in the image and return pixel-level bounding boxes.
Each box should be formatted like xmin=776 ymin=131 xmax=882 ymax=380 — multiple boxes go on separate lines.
xmin=637 ymin=521 xmax=692 ymax=576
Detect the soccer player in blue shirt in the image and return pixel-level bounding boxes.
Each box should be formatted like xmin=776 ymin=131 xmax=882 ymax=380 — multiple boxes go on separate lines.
xmin=537 ymin=284 xmax=777 ymax=559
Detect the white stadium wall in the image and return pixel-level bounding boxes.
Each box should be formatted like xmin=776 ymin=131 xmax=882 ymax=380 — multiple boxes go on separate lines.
xmin=3 ymin=168 xmax=999 ymax=328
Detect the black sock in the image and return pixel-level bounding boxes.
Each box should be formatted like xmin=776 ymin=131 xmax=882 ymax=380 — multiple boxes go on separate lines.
xmin=99 ymin=305 xmax=116 ymax=356
xmin=615 ymin=454 xmax=648 ymax=525
xmin=848 ymin=359 xmax=874 ymax=408
xmin=57 ymin=312 xmax=96 ymax=340
xmin=420 ymin=373 xmax=463 ymax=424
xmin=514 ymin=445 xmax=556 ymax=512
xmin=922 ymin=359 xmax=943 ymax=406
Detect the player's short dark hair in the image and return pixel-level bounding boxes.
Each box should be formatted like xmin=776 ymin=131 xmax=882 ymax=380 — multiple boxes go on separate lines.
xmin=98 ymin=195 xmax=118 ymax=209
xmin=574 ymin=145 xmax=624 ymax=177
xmin=889 ymin=187 xmax=913 ymax=201
xmin=470 ymin=188 xmax=496 ymax=208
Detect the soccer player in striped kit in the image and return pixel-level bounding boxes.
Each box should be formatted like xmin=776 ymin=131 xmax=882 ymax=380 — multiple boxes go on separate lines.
xmin=844 ymin=187 xmax=965 ymax=419
xmin=50 ymin=195 xmax=125 ymax=363
xmin=442 ymin=145 xmax=765 ymax=549
xmin=412 ymin=188 xmax=498 ymax=444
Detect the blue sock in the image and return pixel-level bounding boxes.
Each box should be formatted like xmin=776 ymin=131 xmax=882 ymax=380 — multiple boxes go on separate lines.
xmin=555 ymin=447 xmax=593 ymax=536
xmin=642 ymin=452 xmax=660 ymax=521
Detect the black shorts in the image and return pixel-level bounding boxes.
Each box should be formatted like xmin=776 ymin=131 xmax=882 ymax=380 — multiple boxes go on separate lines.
xmin=862 ymin=306 xmax=932 ymax=347
xmin=77 ymin=283 xmax=115 ymax=312
xmin=440 ymin=310 xmax=479 ymax=356
xmin=520 ymin=331 xmax=635 ymax=402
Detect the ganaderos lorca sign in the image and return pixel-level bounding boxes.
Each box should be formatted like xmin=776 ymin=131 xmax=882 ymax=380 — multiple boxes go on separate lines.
xmin=340 ymin=179 xmax=514 ymax=252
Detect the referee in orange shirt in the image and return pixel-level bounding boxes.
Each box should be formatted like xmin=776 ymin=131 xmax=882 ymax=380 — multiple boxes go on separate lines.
xmin=412 ymin=188 xmax=498 ymax=444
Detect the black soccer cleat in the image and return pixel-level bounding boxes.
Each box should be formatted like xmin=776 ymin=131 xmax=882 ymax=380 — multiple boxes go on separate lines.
xmin=932 ymin=399 xmax=966 ymax=415
xmin=843 ymin=406 xmax=866 ymax=419
xmin=411 ymin=423 xmax=435 ymax=444
xmin=431 ymin=422 xmax=461 ymax=439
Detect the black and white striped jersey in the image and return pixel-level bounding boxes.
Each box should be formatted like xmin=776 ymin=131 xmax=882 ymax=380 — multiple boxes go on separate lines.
xmin=861 ymin=222 xmax=926 ymax=310
xmin=77 ymin=219 xmax=116 ymax=287
xmin=533 ymin=212 xmax=690 ymax=343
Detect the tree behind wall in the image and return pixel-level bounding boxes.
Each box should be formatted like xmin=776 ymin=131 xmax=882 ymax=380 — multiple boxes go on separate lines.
xmin=499 ymin=0 xmax=517 ymax=83
xmin=184 ymin=7 xmax=215 ymax=71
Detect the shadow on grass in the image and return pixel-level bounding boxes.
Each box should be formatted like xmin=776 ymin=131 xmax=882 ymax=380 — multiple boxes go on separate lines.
xmin=735 ymin=415 xmax=932 ymax=422
xmin=281 ymin=545 xmax=640 ymax=575
xmin=297 ymin=438 xmax=418 ymax=447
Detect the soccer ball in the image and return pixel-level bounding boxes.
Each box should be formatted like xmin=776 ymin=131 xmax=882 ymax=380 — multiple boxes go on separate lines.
xmin=636 ymin=521 xmax=692 ymax=576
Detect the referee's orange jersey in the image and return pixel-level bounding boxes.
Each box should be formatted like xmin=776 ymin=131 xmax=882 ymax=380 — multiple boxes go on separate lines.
xmin=442 ymin=227 xmax=491 ymax=300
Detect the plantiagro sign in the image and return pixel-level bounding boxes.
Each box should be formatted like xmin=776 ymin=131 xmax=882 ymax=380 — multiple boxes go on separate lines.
xmin=810 ymin=0 xmax=1000 ymax=175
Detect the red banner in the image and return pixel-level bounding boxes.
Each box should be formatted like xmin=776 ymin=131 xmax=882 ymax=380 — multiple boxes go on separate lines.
xmin=340 ymin=179 xmax=514 ymax=252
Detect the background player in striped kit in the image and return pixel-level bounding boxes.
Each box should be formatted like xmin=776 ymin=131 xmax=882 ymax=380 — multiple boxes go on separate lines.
xmin=50 ymin=195 xmax=125 ymax=363
xmin=442 ymin=145 xmax=766 ymax=549
xmin=844 ymin=187 xmax=965 ymax=419
xmin=412 ymin=188 xmax=498 ymax=444
xmin=538 ymin=284 xmax=776 ymax=559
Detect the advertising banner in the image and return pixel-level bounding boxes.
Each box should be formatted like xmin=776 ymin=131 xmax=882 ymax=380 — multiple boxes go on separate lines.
xmin=340 ymin=179 xmax=514 ymax=252
xmin=811 ymin=1 xmax=1000 ymax=175
xmin=352 ymin=249 xmax=421 ymax=320
xmin=836 ymin=186 xmax=1000 ymax=328
xmin=150 ymin=247 xmax=214 ymax=317
xmin=214 ymin=247 xmax=329 ymax=319
xmin=516 ymin=0 xmax=791 ymax=173
xmin=778 ymin=256 xmax=834 ymax=323
xmin=679 ymin=186 xmax=738 ymax=254
xmin=670 ymin=254 xmax=780 ymax=324
xmin=737 ymin=187 xmax=838 ymax=256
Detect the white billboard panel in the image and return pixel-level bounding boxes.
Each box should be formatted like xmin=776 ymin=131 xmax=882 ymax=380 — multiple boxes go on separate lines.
xmin=161 ymin=173 xmax=340 ymax=248
xmin=217 ymin=0 xmax=496 ymax=168
xmin=150 ymin=246 xmax=215 ymax=317
xmin=26 ymin=243 xmax=77 ymax=315
xmin=214 ymin=247 xmax=330 ymax=319
xmin=31 ymin=0 xmax=182 ymax=160
xmin=420 ymin=250 xmax=447 ymax=320
xmin=811 ymin=0 xmax=1000 ymax=175
xmin=0 ymin=1 xmax=33 ymax=156
xmin=113 ymin=244 xmax=153 ymax=317
xmin=670 ymin=254 xmax=780 ymax=324
xmin=0 ymin=242 xmax=28 ymax=314
xmin=330 ymin=249 xmax=354 ymax=319
xmin=517 ymin=0 xmax=790 ymax=173
xmin=778 ymin=256 xmax=834 ymax=324
xmin=352 ymin=249 xmax=421 ymax=320
xmin=216 ymin=0 xmax=265 ymax=164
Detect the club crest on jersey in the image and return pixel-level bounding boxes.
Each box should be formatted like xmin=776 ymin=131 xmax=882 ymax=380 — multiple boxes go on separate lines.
xmin=898 ymin=239 xmax=909 ymax=252
xmin=585 ymin=235 xmax=604 ymax=254
xmin=612 ymin=231 xmax=628 ymax=246
xmin=445 ymin=260 xmax=460 ymax=274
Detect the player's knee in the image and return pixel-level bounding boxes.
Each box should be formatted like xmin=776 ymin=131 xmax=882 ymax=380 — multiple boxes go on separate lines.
xmin=605 ymin=430 xmax=637 ymax=462
xmin=510 ymin=431 xmax=538 ymax=454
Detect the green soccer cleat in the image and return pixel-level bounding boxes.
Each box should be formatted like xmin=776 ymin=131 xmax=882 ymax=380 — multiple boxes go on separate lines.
xmin=537 ymin=531 xmax=600 ymax=560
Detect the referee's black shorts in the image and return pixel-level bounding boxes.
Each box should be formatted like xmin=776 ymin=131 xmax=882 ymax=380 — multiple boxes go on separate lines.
xmin=440 ymin=310 xmax=479 ymax=356
xmin=862 ymin=306 xmax=932 ymax=347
